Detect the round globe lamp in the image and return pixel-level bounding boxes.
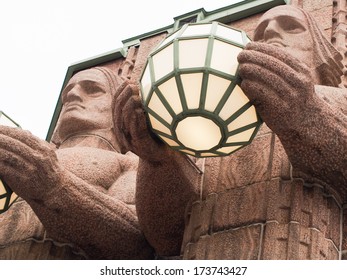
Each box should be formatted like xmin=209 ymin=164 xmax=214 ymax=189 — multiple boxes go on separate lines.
xmin=140 ymin=22 xmax=262 ymax=157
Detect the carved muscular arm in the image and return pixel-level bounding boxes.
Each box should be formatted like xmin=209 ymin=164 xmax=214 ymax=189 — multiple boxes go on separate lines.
xmin=0 ymin=126 xmax=153 ymax=259
xmin=113 ymin=81 xmax=200 ymax=257
xmin=238 ymin=43 xmax=347 ymax=195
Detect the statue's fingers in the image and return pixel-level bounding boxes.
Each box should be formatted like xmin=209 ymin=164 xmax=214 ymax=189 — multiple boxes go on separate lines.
xmin=113 ymin=84 xmax=134 ymax=124
xmin=112 ymin=84 xmax=139 ymax=153
xmin=238 ymin=50 xmax=309 ymax=86
xmin=242 ymin=42 xmax=310 ymax=75
xmin=240 ymin=63 xmax=296 ymax=99
xmin=0 ymin=132 xmax=39 ymax=163
xmin=0 ymin=129 xmax=59 ymax=181
xmin=0 ymin=146 xmax=35 ymax=193
xmin=240 ymin=78 xmax=294 ymax=133
xmin=0 ymin=147 xmax=57 ymax=200
xmin=0 ymin=126 xmax=54 ymax=155
xmin=123 ymin=92 xmax=162 ymax=144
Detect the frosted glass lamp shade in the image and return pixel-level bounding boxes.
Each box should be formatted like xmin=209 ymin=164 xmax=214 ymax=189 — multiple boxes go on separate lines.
xmin=140 ymin=22 xmax=262 ymax=157
xmin=0 ymin=180 xmax=18 ymax=214
xmin=0 ymin=111 xmax=19 ymax=214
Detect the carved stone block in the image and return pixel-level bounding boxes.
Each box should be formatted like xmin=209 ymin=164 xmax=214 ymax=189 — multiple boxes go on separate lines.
xmin=183 ymin=226 xmax=262 ymax=260
xmin=203 ymin=133 xmax=273 ymax=198
xmin=212 ymin=182 xmax=268 ymax=231
xmin=262 ymin=222 xmax=339 ymax=259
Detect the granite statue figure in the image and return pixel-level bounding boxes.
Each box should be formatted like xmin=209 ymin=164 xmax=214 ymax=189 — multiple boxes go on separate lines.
xmin=0 ymin=67 xmax=154 ymax=259
xmin=0 ymin=4 xmax=346 ymax=260
xmin=238 ymin=6 xmax=346 ymax=194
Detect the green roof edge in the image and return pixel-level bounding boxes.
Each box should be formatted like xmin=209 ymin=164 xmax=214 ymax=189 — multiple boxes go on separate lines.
xmin=0 ymin=110 xmax=21 ymax=128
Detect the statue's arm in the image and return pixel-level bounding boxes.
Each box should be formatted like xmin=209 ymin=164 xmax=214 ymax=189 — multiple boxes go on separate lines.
xmin=0 ymin=126 xmax=153 ymax=259
xmin=238 ymin=43 xmax=347 ymax=194
xmin=136 ymin=154 xmax=200 ymax=257
xmin=113 ymin=81 xmax=200 ymax=257
xmin=32 ymin=171 xmax=154 ymax=259
xmin=286 ymin=85 xmax=347 ymax=189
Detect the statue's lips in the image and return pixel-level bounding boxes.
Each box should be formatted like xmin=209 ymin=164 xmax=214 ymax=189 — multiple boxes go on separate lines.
xmin=64 ymin=103 xmax=85 ymax=111
xmin=266 ymin=40 xmax=286 ymax=47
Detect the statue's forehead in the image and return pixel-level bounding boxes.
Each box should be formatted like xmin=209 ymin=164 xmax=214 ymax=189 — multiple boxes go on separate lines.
xmin=68 ymin=69 xmax=107 ymax=84
xmin=258 ymin=6 xmax=307 ymax=24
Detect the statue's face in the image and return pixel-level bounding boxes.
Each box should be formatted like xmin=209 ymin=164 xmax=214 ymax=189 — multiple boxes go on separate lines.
xmin=253 ymin=6 xmax=314 ymax=66
xmin=58 ymin=68 xmax=113 ymax=138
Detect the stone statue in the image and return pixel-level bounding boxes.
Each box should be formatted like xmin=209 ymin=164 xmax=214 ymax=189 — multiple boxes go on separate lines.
xmin=187 ymin=5 xmax=346 ymax=259
xmin=239 ymin=6 xmax=347 ymax=192
xmin=0 ymin=4 xmax=345 ymax=260
xmin=128 ymin=5 xmax=346 ymax=259
xmin=238 ymin=5 xmax=346 ymax=201
xmin=112 ymin=81 xmax=201 ymax=258
xmin=0 ymin=67 xmax=154 ymax=259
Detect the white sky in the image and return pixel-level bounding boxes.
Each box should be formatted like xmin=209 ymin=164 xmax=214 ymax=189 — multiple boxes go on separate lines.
xmin=0 ymin=0 xmax=242 ymax=139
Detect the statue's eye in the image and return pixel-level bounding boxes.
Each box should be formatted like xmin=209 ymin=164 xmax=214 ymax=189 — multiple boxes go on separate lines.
xmin=279 ymin=17 xmax=306 ymax=34
xmin=82 ymin=81 xmax=106 ymax=96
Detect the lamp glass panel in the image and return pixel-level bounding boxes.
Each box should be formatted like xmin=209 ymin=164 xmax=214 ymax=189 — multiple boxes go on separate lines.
xmin=217 ymin=145 xmax=242 ymax=154
xmin=227 ymin=127 xmax=256 ymax=144
xmin=0 ymin=180 xmax=6 ymax=196
xmin=158 ymin=77 xmax=183 ymax=114
xmin=180 ymin=149 xmax=196 ymax=156
xmin=227 ymin=106 xmax=258 ymax=132
xmin=181 ymin=73 xmax=203 ymax=109
xmin=180 ymin=24 xmax=211 ymax=37
xmin=210 ymin=41 xmax=242 ymax=75
xmin=179 ymin=39 xmax=209 ymax=68
xmin=205 ymin=74 xmax=231 ymax=112
xmin=219 ymin=85 xmax=249 ymax=121
xmin=176 ymin=116 xmax=221 ymax=150
xmin=0 ymin=114 xmax=17 ymax=127
xmin=157 ymin=30 xmax=178 ymax=49
xmin=0 ymin=198 xmax=5 ymax=211
xmin=152 ymin=43 xmax=174 ymax=81
xmin=200 ymin=152 xmax=218 ymax=157
xmin=141 ymin=65 xmax=152 ymax=102
xmin=148 ymin=114 xmax=172 ymax=135
xmin=9 ymin=193 xmax=18 ymax=205
xmin=159 ymin=135 xmax=179 ymax=147
xmin=148 ymin=93 xmax=173 ymax=124
xmin=216 ymin=25 xmax=243 ymax=45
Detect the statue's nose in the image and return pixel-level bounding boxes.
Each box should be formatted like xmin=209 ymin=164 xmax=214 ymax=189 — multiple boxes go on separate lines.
xmin=263 ymin=20 xmax=282 ymax=41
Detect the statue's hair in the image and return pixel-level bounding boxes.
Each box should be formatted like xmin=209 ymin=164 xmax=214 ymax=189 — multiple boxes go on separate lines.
xmin=93 ymin=66 xmax=125 ymax=97
xmin=298 ymin=7 xmax=343 ymax=87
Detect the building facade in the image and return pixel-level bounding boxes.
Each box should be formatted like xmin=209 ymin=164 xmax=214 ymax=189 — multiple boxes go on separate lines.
xmin=0 ymin=0 xmax=346 ymax=259
xmin=48 ymin=0 xmax=347 ymax=260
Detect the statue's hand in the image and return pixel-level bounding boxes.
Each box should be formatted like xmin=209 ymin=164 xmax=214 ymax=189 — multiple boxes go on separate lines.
xmin=237 ymin=42 xmax=317 ymax=134
xmin=0 ymin=126 xmax=63 ymax=200
xmin=113 ymin=80 xmax=173 ymax=162
xmin=238 ymin=42 xmax=347 ymax=193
